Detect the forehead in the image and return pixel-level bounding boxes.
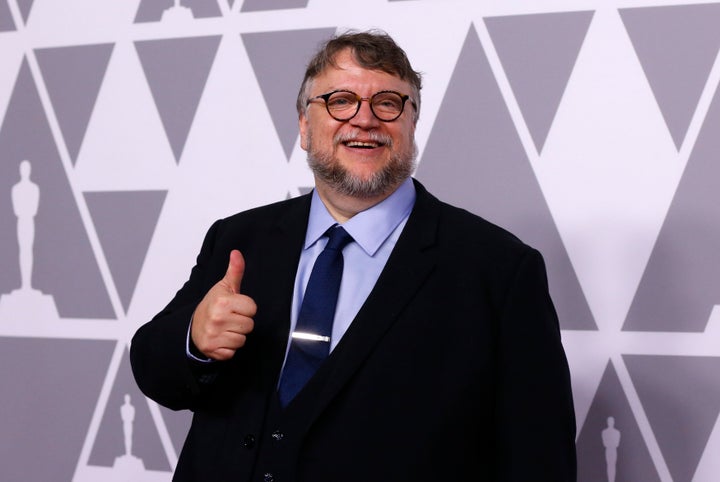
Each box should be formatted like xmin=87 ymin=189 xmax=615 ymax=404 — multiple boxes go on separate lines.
xmin=310 ymin=49 xmax=411 ymax=94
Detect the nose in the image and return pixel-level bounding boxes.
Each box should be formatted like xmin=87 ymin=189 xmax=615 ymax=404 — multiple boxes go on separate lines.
xmin=350 ymin=99 xmax=380 ymax=128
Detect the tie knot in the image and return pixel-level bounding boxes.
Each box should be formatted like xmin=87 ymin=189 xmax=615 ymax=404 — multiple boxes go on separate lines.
xmin=324 ymin=225 xmax=353 ymax=251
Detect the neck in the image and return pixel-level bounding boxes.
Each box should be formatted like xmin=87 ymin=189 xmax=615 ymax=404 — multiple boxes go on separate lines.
xmin=314 ymin=179 xmax=403 ymax=223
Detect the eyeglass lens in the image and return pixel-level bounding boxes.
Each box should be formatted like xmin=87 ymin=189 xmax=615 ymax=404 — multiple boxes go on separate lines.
xmin=326 ymin=91 xmax=405 ymax=121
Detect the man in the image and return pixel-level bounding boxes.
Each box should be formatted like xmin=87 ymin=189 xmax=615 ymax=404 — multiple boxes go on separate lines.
xmin=131 ymin=30 xmax=576 ymax=481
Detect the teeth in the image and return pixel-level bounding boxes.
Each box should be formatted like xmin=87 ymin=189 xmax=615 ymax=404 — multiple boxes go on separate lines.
xmin=346 ymin=141 xmax=379 ymax=148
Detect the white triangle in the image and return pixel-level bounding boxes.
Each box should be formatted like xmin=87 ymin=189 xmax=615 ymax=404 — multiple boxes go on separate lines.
xmin=75 ymin=41 xmax=176 ymax=191
xmin=537 ymin=9 xmax=683 ymax=333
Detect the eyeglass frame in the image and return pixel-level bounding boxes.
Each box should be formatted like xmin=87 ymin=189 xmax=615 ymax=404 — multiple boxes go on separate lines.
xmin=306 ymin=89 xmax=417 ymax=122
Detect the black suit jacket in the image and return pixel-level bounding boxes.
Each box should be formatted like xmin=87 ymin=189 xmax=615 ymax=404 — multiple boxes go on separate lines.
xmin=131 ymin=180 xmax=576 ymax=481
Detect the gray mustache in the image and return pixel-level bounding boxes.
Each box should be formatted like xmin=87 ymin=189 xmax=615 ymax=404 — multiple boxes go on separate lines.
xmin=334 ymin=130 xmax=393 ymax=147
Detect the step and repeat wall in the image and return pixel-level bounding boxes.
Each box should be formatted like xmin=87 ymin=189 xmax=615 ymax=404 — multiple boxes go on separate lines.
xmin=1 ymin=0 xmax=719 ymax=480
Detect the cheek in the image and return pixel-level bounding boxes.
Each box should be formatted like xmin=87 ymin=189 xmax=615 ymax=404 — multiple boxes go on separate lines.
xmin=310 ymin=125 xmax=339 ymax=150
xmin=392 ymin=125 xmax=414 ymax=149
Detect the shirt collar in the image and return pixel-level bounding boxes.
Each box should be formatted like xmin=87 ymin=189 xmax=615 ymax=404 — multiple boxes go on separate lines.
xmin=304 ymin=177 xmax=416 ymax=256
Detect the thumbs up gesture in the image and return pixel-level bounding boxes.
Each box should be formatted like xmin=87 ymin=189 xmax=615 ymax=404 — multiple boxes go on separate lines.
xmin=191 ymin=250 xmax=257 ymax=361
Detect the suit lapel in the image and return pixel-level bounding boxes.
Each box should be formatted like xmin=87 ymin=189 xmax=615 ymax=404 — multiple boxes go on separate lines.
xmin=284 ymin=181 xmax=442 ymax=422
xmin=248 ymin=195 xmax=312 ymax=387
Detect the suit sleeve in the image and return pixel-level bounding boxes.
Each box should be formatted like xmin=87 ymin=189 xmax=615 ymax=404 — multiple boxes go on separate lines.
xmin=493 ymin=248 xmax=577 ymax=481
xmin=130 ymin=219 xmax=227 ymax=411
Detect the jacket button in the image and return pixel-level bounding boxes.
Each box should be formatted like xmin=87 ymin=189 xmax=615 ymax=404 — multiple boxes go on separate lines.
xmin=263 ymin=473 xmax=274 ymax=482
xmin=241 ymin=434 xmax=255 ymax=449
xmin=271 ymin=430 xmax=284 ymax=442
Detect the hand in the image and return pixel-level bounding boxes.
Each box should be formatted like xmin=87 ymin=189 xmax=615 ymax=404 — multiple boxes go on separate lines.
xmin=191 ymin=250 xmax=257 ymax=360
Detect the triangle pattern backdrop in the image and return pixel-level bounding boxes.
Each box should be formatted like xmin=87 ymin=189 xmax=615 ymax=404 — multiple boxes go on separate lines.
xmin=134 ymin=0 xmax=222 ymax=23
xmin=0 ymin=59 xmax=114 ymax=319
xmin=35 ymin=44 xmax=115 ymax=165
xmin=0 ymin=0 xmax=15 ymax=31
xmin=135 ymin=36 xmax=222 ymax=163
xmin=484 ymin=11 xmax=594 ymax=154
xmin=620 ymin=3 xmax=720 ymax=151
xmin=15 ymin=0 xmax=33 ymax=24
xmin=0 ymin=338 xmax=115 ymax=482
xmin=240 ymin=0 xmax=309 ymax=12
xmin=415 ymin=24 xmax=597 ymax=331
xmin=624 ymin=75 xmax=720 ymax=332
xmin=576 ymin=361 xmax=661 ymax=482
xmin=88 ymin=348 xmax=171 ymax=471
xmin=624 ymin=355 xmax=720 ymax=482
xmin=84 ymin=190 xmax=168 ymax=314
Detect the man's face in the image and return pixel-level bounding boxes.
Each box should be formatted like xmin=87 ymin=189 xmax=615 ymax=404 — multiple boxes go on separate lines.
xmin=299 ymin=49 xmax=418 ymax=199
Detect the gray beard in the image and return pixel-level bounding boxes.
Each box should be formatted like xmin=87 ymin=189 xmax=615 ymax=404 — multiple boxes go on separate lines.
xmin=306 ymin=132 xmax=418 ymax=199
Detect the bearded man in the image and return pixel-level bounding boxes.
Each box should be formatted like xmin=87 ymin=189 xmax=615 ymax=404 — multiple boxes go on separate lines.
xmin=131 ymin=30 xmax=576 ymax=482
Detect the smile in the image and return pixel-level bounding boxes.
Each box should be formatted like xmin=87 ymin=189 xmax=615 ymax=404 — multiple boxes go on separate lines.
xmin=343 ymin=140 xmax=383 ymax=149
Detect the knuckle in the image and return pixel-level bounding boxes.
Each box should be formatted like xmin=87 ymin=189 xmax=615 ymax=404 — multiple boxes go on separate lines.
xmin=244 ymin=318 xmax=255 ymax=333
xmin=243 ymin=297 xmax=258 ymax=316
xmin=215 ymin=296 xmax=231 ymax=310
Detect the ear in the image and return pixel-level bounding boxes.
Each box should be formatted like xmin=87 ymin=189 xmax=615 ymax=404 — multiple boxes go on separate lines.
xmin=299 ymin=113 xmax=309 ymax=151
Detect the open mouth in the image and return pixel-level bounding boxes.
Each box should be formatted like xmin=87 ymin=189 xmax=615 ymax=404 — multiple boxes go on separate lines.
xmin=343 ymin=140 xmax=383 ymax=149
xmin=334 ymin=130 xmax=392 ymax=150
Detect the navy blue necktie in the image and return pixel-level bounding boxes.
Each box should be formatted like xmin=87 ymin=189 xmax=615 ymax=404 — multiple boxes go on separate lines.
xmin=278 ymin=225 xmax=353 ymax=407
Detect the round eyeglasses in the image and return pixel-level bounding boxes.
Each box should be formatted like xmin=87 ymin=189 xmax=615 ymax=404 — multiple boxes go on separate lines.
xmin=307 ymin=90 xmax=416 ymax=122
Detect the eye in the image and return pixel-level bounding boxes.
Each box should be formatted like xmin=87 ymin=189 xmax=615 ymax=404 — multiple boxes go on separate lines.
xmin=327 ymin=92 xmax=357 ymax=110
xmin=373 ymin=93 xmax=403 ymax=112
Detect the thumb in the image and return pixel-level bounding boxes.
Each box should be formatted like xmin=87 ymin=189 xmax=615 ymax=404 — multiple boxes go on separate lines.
xmin=223 ymin=249 xmax=245 ymax=293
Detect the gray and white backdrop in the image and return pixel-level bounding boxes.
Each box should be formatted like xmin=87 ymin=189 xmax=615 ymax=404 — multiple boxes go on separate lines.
xmin=1 ymin=0 xmax=719 ymax=481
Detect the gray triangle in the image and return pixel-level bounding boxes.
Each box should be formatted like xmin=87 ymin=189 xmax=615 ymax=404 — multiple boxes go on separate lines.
xmin=620 ymin=3 xmax=720 ymax=150
xmin=0 ymin=0 xmax=15 ymax=31
xmin=624 ymin=81 xmax=720 ymax=332
xmin=485 ymin=11 xmax=594 ymax=153
xmin=89 ymin=348 xmax=170 ymax=471
xmin=135 ymin=36 xmax=221 ymax=163
xmin=0 ymin=59 xmax=114 ymax=318
xmin=0 ymin=337 xmax=115 ymax=481
xmin=241 ymin=0 xmax=308 ymax=12
xmin=134 ymin=0 xmax=222 ymax=23
xmin=16 ymin=0 xmax=33 ymax=24
xmin=35 ymin=44 xmax=114 ymax=165
xmin=286 ymin=187 xmax=313 ymax=200
xmin=177 ymin=0 xmax=221 ymax=17
xmin=242 ymin=28 xmax=336 ymax=160
xmin=134 ymin=0 xmax=174 ymax=22
xmin=84 ymin=191 xmax=167 ymax=313
xmin=415 ymin=24 xmax=596 ymax=331
xmin=159 ymin=405 xmax=192 ymax=456
xmin=624 ymin=355 xmax=720 ymax=482
xmin=576 ymin=361 xmax=661 ymax=482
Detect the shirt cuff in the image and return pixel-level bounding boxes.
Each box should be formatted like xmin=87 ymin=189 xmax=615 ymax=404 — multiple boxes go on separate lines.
xmin=186 ymin=313 xmax=214 ymax=363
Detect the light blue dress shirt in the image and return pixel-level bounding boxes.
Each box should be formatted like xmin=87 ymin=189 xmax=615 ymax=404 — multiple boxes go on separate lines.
xmin=291 ymin=177 xmax=416 ymax=352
